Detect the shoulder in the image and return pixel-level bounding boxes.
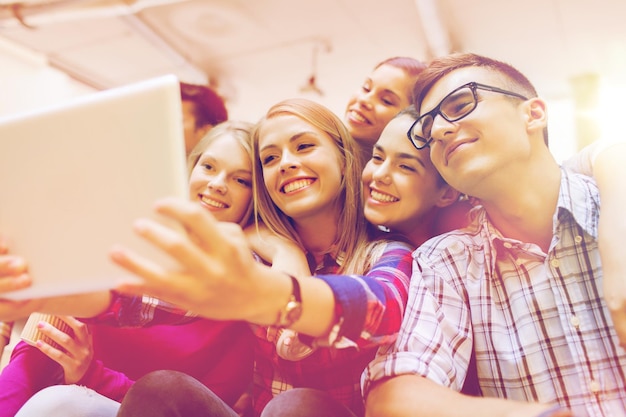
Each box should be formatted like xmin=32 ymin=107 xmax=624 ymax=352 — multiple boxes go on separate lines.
xmin=416 ymin=209 xmax=491 ymax=268
xmin=559 ymin=168 xmax=600 ymax=211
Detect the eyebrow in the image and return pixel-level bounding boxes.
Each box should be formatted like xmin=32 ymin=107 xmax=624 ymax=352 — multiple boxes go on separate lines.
xmin=366 ymin=77 xmax=402 ymax=101
xmin=374 ymin=143 xmax=426 ymax=169
xmin=197 ymin=154 xmax=251 ymax=174
xmin=259 ymin=130 xmax=318 ymax=153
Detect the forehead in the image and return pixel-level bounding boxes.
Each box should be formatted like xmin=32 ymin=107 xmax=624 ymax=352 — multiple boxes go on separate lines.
xmin=200 ymin=134 xmax=245 ymax=160
xmin=378 ymin=114 xmax=414 ymax=149
xmin=369 ymin=65 xmax=412 ymax=94
xmin=378 ymin=115 xmax=434 ymax=166
xmin=371 ymin=64 xmax=409 ymax=83
xmin=258 ymin=114 xmax=327 ymax=147
xmin=422 ymin=67 xmax=498 ymax=110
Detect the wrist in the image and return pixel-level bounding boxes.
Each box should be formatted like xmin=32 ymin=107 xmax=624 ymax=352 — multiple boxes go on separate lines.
xmin=273 ymin=274 xmax=302 ymax=329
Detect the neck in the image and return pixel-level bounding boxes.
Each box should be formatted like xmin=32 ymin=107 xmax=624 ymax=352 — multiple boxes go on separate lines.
xmin=400 ymin=208 xmax=440 ymax=248
xmin=293 ymin=212 xmax=340 ymax=262
xmin=479 ymin=158 xmax=561 ymax=251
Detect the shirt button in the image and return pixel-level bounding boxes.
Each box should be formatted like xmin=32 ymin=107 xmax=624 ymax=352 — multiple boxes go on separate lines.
xmin=574 ymin=235 xmax=583 ymax=243
xmin=589 ymin=379 xmax=601 ymax=394
xmin=550 ymin=259 xmax=560 ymax=268
xmin=503 ymin=242 xmax=513 ymax=249
xmin=570 ymin=315 xmax=580 ymax=328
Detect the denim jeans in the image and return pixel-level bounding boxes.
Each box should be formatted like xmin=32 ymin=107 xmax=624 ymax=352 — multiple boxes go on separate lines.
xmin=117 ymin=370 xmax=238 ymax=417
xmin=117 ymin=370 xmax=358 ymax=417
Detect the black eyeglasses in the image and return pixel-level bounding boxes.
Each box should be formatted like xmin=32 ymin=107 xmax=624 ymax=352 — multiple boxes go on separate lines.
xmin=407 ymin=82 xmax=528 ymax=150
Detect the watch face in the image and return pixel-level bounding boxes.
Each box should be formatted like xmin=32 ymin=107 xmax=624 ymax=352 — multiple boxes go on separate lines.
xmin=285 ymin=302 xmax=303 ymax=323
xmin=276 ymin=329 xmax=316 ymax=361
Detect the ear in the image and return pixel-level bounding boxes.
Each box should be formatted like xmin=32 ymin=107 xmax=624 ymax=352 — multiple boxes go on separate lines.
xmin=524 ymin=98 xmax=548 ymax=134
xmin=435 ymin=184 xmax=461 ymax=208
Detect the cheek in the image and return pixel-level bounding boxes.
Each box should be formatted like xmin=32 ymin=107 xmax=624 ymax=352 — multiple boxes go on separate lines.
xmin=262 ymin=167 xmax=276 ymax=188
xmin=233 ymin=188 xmax=253 ymax=211
xmin=428 ymin=144 xmax=445 ymax=170
xmin=361 ymin=165 xmax=373 ymax=184
xmin=345 ymin=94 xmax=357 ymax=110
xmin=187 ymin=174 xmax=204 ymax=194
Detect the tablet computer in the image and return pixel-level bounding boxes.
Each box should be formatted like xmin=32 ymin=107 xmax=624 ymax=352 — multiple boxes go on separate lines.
xmin=0 ymin=74 xmax=188 ymax=300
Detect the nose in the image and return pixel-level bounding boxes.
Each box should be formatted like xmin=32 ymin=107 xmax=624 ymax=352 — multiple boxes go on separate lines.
xmin=206 ymin=172 xmax=228 ymax=194
xmin=279 ymin=151 xmax=299 ymax=173
xmin=371 ymin=160 xmax=392 ymax=184
xmin=429 ymin=113 xmax=458 ymax=146
xmin=355 ymin=90 xmax=374 ymax=109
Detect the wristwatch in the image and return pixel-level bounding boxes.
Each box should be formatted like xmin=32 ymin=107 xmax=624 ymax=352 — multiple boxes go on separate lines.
xmin=274 ymin=274 xmax=303 ymax=328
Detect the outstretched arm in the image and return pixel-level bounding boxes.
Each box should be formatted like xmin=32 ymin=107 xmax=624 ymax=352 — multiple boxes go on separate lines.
xmin=366 ymin=375 xmax=570 ymax=417
xmin=111 ymin=197 xmax=336 ymax=337
xmin=594 ymin=143 xmax=626 ymax=347
xmin=244 ymin=223 xmax=311 ymax=277
xmin=564 ymin=141 xmax=626 ymax=347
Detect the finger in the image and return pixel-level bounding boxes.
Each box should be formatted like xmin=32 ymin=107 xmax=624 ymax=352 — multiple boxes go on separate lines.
xmin=130 ymin=217 xmax=214 ymax=274
xmin=0 ymin=273 xmax=32 ymax=293
xmin=111 ymin=245 xmax=184 ymax=301
xmin=0 ymin=255 xmax=27 ymax=274
xmin=59 ymin=316 xmax=89 ymax=342
xmin=35 ymin=339 xmax=71 ymax=366
xmin=153 ymin=198 xmax=221 ymax=247
xmin=37 ymin=321 xmax=76 ymax=354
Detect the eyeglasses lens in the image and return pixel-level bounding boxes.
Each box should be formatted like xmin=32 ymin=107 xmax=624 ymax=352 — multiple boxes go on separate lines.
xmin=411 ymin=86 xmax=477 ymax=147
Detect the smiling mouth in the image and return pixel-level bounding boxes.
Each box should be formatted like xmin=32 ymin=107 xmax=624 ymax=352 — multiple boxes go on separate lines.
xmin=445 ymin=138 xmax=477 ymax=164
xmin=370 ymin=189 xmax=399 ymax=203
xmin=282 ymin=179 xmax=314 ymax=194
xmin=200 ymin=195 xmax=228 ymax=208
xmin=348 ymin=110 xmax=370 ymax=125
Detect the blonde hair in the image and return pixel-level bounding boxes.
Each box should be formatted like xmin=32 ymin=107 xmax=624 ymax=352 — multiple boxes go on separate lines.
xmin=251 ymin=98 xmax=370 ymax=274
xmin=187 ymin=120 xmax=255 ymax=227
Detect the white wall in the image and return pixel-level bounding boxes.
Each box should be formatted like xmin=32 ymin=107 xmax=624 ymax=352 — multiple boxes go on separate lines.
xmin=0 ymin=36 xmax=581 ymax=164
xmin=0 ymin=38 xmax=95 ymax=118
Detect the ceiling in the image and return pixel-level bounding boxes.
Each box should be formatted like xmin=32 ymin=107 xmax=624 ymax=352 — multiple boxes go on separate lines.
xmin=0 ymin=0 xmax=625 ymax=120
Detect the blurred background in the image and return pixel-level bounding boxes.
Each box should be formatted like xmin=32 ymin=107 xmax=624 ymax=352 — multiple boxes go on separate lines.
xmin=1 ymin=0 xmax=625 ymax=162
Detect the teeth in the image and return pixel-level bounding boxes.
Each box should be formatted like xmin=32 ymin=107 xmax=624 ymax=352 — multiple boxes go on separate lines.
xmin=283 ymin=179 xmax=313 ymax=194
xmin=201 ymin=196 xmax=227 ymax=208
xmin=350 ymin=110 xmax=368 ymax=123
xmin=370 ymin=189 xmax=398 ymax=203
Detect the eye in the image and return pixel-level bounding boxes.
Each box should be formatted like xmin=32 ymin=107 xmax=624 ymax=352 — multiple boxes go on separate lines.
xmin=381 ymin=95 xmax=398 ymax=106
xmin=399 ymin=163 xmax=417 ymax=173
xmin=296 ymin=142 xmax=314 ymax=152
xmin=442 ymin=91 xmax=475 ymax=119
xmin=202 ymin=163 xmax=214 ymax=171
xmin=261 ymin=154 xmax=277 ymax=166
xmin=235 ymin=177 xmax=252 ymax=187
xmin=370 ymin=153 xmax=383 ymax=163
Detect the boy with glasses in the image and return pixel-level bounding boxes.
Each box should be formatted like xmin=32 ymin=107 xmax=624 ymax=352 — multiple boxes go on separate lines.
xmin=363 ymin=53 xmax=626 ymax=417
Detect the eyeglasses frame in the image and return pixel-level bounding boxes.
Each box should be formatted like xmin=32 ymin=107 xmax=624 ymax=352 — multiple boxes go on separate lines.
xmin=406 ymin=82 xmax=529 ymax=150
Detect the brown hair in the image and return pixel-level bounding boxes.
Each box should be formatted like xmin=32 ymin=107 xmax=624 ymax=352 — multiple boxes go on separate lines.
xmin=180 ymin=82 xmax=228 ymax=128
